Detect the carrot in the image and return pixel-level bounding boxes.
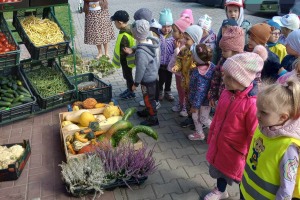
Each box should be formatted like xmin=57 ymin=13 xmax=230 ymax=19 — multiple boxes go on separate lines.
xmin=68 ymin=144 xmax=76 ymax=155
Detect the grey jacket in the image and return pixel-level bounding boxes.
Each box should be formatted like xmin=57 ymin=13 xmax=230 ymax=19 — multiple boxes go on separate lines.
xmin=134 ymin=37 xmax=160 ymax=87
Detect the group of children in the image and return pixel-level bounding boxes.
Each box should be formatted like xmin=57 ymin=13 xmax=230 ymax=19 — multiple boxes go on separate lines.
xmin=110 ymin=0 xmax=300 ymax=198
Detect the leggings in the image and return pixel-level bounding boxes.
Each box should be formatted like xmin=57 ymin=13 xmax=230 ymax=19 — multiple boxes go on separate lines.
xmin=159 ymin=68 xmax=173 ymax=92
xmin=192 ymin=106 xmax=211 ymax=134
xmin=217 ymin=178 xmax=245 ymax=200
xmin=175 ymin=75 xmax=185 ymax=105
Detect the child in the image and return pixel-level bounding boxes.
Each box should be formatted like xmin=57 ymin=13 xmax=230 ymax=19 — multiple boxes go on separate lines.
xmin=111 ymin=10 xmax=136 ymax=100
xmin=150 ymin=19 xmax=162 ymax=38
xmin=281 ymin=29 xmax=300 ymax=72
xmin=273 ymin=13 xmax=300 ymax=45
xmin=208 ymin=26 xmax=245 ymax=108
xmin=158 ymin=9 xmax=175 ymax=101
xmin=168 ymin=15 xmax=192 ymax=117
xmin=188 ymin=44 xmax=216 ymax=140
xmin=172 ymin=25 xmax=203 ymax=128
xmin=198 ymin=14 xmax=217 ymax=49
xmin=213 ymin=0 xmax=251 ymax=64
xmin=241 ymin=79 xmax=300 ymax=200
xmin=245 ymin=23 xmax=284 ymax=82
xmin=266 ymin=20 xmax=287 ymax=62
xmin=205 ymin=45 xmax=267 ymax=200
xmin=131 ymin=19 xmax=160 ymax=126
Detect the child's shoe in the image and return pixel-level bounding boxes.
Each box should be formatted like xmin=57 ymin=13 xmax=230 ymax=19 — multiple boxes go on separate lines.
xmin=156 ymin=101 xmax=161 ymax=110
xmin=188 ymin=132 xmax=205 ymax=140
xmin=158 ymin=90 xmax=163 ymax=101
xmin=121 ymin=92 xmax=136 ymax=100
xmin=119 ymin=89 xmax=129 ymax=97
xmin=180 ymin=107 xmax=188 ymax=117
xmin=204 ymin=187 xmax=229 ymax=200
xmin=139 ymin=100 xmax=145 ymax=107
xmin=140 ymin=115 xmax=159 ymax=126
xmin=172 ymin=103 xmax=182 ymax=112
xmin=137 ymin=108 xmax=150 ymax=118
xmin=164 ymin=91 xmax=174 ymax=101
xmin=180 ymin=117 xmax=194 ymax=128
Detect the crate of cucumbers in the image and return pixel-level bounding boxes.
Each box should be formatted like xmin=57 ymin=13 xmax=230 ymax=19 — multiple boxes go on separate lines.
xmin=0 ymin=67 xmax=36 ymax=124
xmin=20 ymin=59 xmax=76 ymax=110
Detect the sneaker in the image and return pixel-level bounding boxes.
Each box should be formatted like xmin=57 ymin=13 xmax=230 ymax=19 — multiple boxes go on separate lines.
xmin=119 ymin=89 xmax=129 ymax=97
xmin=121 ymin=92 xmax=136 ymax=100
xmin=137 ymin=109 xmax=149 ymax=118
xmin=204 ymin=187 xmax=229 ymax=200
xmin=180 ymin=108 xmax=188 ymax=117
xmin=156 ymin=101 xmax=161 ymax=110
xmin=139 ymin=100 xmax=145 ymax=107
xmin=159 ymin=90 xmax=163 ymax=101
xmin=164 ymin=91 xmax=174 ymax=101
xmin=190 ymin=124 xmax=196 ymax=130
xmin=188 ymin=132 xmax=205 ymax=140
xmin=180 ymin=117 xmax=194 ymax=128
xmin=172 ymin=103 xmax=182 ymax=112
xmin=140 ymin=115 xmax=159 ymax=126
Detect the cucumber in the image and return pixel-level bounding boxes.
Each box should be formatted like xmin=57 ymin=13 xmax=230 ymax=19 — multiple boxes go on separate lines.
xmin=6 ymin=90 xmax=15 ymax=94
xmin=127 ymin=125 xmax=159 ymax=140
xmin=2 ymin=97 xmax=13 ymax=102
xmin=10 ymin=102 xmax=22 ymax=107
xmin=3 ymin=93 xmax=14 ymax=98
xmin=12 ymin=84 xmax=17 ymax=91
xmin=12 ymin=95 xmax=24 ymax=103
xmin=17 ymin=86 xmax=30 ymax=94
xmin=20 ymin=97 xmax=33 ymax=103
xmin=18 ymin=92 xmax=31 ymax=98
xmin=122 ymin=107 xmax=136 ymax=121
xmin=0 ymin=80 xmax=8 ymax=85
xmin=0 ymin=107 xmax=6 ymax=110
xmin=16 ymin=80 xmax=22 ymax=86
xmin=7 ymin=82 xmax=12 ymax=88
xmin=0 ymin=101 xmax=11 ymax=107
xmin=13 ymin=91 xmax=19 ymax=98
xmin=2 ymin=85 xmax=8 ymax=90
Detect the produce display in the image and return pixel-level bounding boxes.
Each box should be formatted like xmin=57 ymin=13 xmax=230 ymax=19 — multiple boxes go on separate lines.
xmin=0 ymin=144 xmax=25 ymax=170
xmin=77 ymin=81 xmax=97 ymax=91
xmin=26 ymin=67 xmax=69 ymax=98
xmin=0 ymin=75 xmax=34 ymax=109
xmin=20 ymin=15 xmax=64 ymax=47
xmin=0 ymin=32 xmax=16 ymax=54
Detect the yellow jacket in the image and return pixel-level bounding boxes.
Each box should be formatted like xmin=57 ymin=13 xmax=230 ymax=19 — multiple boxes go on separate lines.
xmin=173 ymin=47 xmax=196 ymax=90
xmin=269 ymin=43 xmax=287 ymax=63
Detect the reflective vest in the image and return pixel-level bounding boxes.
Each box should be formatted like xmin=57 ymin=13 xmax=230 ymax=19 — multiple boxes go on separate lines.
xmin=112 ymin=32 xmax=135 ymax=68
xmin=241 ymin=126 xmax=300 ymax=200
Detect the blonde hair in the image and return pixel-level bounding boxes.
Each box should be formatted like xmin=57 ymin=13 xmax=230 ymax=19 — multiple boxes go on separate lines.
xmin=257 ymin=78 xmax=300 ymax=119
xmin=292 ymin=57 xmax=299 ymax=71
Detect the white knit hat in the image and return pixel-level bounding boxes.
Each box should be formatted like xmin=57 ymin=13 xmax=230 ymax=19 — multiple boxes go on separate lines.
xmin=197 ymin=14 xmax=212 ymax=31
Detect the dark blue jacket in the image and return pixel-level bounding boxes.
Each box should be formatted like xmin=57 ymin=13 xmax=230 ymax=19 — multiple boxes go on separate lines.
xmin=281 ymin=55 xmax=298 ymax=72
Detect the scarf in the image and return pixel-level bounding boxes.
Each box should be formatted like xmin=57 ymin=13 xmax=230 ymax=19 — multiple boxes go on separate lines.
xmin=83 ymin=0 xmax=108 ymax=15
xmin=267 ymin=41 xmax=278 ymax=48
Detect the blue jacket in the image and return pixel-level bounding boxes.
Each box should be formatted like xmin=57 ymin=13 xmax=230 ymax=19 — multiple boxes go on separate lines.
xmin=281 ymin=55 xmax=298 ymax=72
xmin=189 ymin=63 xmax=217 ymax=109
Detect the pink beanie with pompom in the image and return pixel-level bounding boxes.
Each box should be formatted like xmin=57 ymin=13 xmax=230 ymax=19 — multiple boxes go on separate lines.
xmin=174 ymin=16 xmax=192 ymax=34
xmin=222 ymin=45 xmax=267 ymax=87
xmin=180 ymin=9 xmax=194 ymax=25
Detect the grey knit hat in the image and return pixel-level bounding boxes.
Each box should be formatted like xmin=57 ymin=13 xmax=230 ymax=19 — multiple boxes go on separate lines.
xmin=134 ymin=8 xmax=152 ymax=23
xmin=185 ymin=25 xmax=203 ymax=44
xmin=131 ymin=19 xmax=150 ymax=41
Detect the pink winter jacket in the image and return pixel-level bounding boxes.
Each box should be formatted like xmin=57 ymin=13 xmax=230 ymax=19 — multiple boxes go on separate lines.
xmin=206 ymin=82 xmax=259 ymax=182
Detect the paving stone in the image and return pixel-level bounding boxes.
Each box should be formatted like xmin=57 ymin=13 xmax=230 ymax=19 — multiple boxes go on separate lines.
xmin=153 ymin=149 xmax=176 ymax=162
xmin=158 ymin=140 xmax=182 ymax=152
xmin=193 ymin=144 xmax=210 ymax=154
xmin=163 ymin=132 xmax=186 ymax=142
xmin=139 ymin=171 xmax=164 ymax=187
xmin=143 ymin=134 xmax=167 ymax=145
xmin=113 ymin=187 xmax=127 ymax=200
xmin=166 ymin=156 xmax=194 ymax=170
xmin=201 ymin=173 xmax=217 ymax=188
xmin=171 ymin=189 xmax=200 ymax=200
xmin=178 ymin=138 xmax=205 ymax=148
xmin=172 ymin=146 xmax=198 ymax=158
xmin=144 ymin=194 xmax=172 ymax=200
xmin=178 ymin=175 xmax=208 ymax=192
xmin=152 ymin=126 xmax=172 ymax=134
xmin=0 ymin=185 xmax=26 ymax=198
xmin=158 ymin=119 xmax=178 ymax=128
xmin=184 ymin=163 xmax=210 ymax=178
xmin=156 ymin=160 xmax=171 ymax=171
xmin=126 ymin=184 xmax=156 ymax=200
xmin=160 ymin=167 xmax=189 ymax=183
xmin=153 ymin=180 xmax=182 ymax=198
xmin=189 ymin=153 xmax=208 ymax=166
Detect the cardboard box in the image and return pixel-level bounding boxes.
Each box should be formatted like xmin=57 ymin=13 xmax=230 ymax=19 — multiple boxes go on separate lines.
xmin=0 ymin=0 xmax=29 ymax=11
xmin=0 ymin=140 xmax=31 ymax=182
xmin=30 ymin=0 xmax=68 ymax=7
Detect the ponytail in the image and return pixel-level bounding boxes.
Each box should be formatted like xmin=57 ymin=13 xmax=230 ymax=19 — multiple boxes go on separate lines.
xmin=286 ymin=79 xmax=300 ymax=119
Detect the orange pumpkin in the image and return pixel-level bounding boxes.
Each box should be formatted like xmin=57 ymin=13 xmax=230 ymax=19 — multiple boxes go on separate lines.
xmin=78 ymin=145 xmax=97 ymax=154
xmin=83 ymin=98 xmax=97 ymax=109
xmin=72 ymin=101 xmax=83 ymax=109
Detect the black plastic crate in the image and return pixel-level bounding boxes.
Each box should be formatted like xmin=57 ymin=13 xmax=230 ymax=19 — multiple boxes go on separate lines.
xmin=13 ymin=8 xmax=70 ymax=60
xmin=68 ymin=73 xmax=112 ymax=102
xmin=0 ymin=67 xmax=36 ymax=123
xmin=0 ymin=13 xmax=20 ymax=68
xmin=20 ymin=60 xmax=76 ymax=110
xmin=30 ymin=0 xmax=68 ymax=7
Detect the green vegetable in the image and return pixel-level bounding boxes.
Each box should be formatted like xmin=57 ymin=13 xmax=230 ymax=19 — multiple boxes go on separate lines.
xmin=17 ymin=86 xmax=30 ymax=94
xmin=128 ymin=125 xmax=158 ymax=140
xmin=2 ymin=97 xmax=13 ymax=102
xmin=0 ymin=107 xmax=6 ymax=110
xmin=122 ymin=107 xmax=136 ymax=121
xmin=16 ymin=80 xmax=22 ymax=86
xmin=20 ymin=97 xmax=33 ymax=103
xmin=98 ymin=134 xmax=116 ymax=147
xmin=13 ymin=95 xmax=24 ymax=103
xmin=105 ymin=120 xmax=134 ymax=139
xmin=87 ymin=131 xmax=95 ymax=140
xmin=89 ymin=122 xmax=101 ymax=132
xmin=12 ymin=84 xmax=17 ymax=91
xmin=10 ymin=102 xmax=22 ymax=107
xmin=2 ymin=85 xmax=8 ymax=90
xmin=17 ymin=91 xmax=31 ymax=98
xmin=6 ymin=89 xmax=15 ymax=94
xmin=14 ymin=91 xmax=19 ymax=98
xmin=0 ymin=80 xmax=8 ymax=85
xmin=3 ymin=93 xmax=14 ymax=98
xmin=114 ymin=130 xmax=128 ymax=145
xmin=7 ymin=82 xmax=12 ymax=88
xmin=0 ymin=101 xmax=11 ymax=107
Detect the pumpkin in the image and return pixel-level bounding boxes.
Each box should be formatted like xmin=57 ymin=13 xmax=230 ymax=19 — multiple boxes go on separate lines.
xmin=103 ymin=106 xmax=120 ymax=118
xmin=78 ymin=145 xmax=97 ymax=154
xmin=95 ymin=114 xmax=106 ymax=122
xmin=62 ymin=124 xmax=80 ymax=133
xmin=73 ymin=106 xmax=79 ymax=111
xmin=65 ymin=110 xmax=90 ymax=123
xmin=95 ymin=103 xmax=105 ymax=108
xmin=72 ymin=101 xmax=83 ymax=109
xmin=89 ymin=122 xmax=101 ymax=132
xmin=80 ymin=128 xmax=92 ymax=134
xmin=79 ymin=112 xmax=96 ymax=127
xmin=87 ymin=131 xmax=95 ymax=140
xmin=61 ymin=121 xmax=73 ymax=128
xmin=99 ymin=116 xmax=122 ymax=126
xmin=109 ymin=102 xmax=114 ymax=106
xmin=83 ymin=98 xmax=97 ymax=109
xmin=73 ymin=141 xmax=91 ymax=151
xmin=74 ymin=132 xmax=88 ymax=143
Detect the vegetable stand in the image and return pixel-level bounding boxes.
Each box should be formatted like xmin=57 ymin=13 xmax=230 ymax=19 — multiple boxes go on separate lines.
xmin=0 ymin=1 xmax=81 ymax=125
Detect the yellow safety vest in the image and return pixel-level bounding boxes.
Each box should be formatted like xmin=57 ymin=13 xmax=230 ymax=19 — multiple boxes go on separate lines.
xmin=112 ymin=32 xmax=136 ymax=68
xmin=241 ymin=126 xmax=300 ymax=200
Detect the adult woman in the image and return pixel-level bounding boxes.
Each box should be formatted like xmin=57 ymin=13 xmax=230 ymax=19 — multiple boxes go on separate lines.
xmin=84 ymin=0 xmax=115 ymax=59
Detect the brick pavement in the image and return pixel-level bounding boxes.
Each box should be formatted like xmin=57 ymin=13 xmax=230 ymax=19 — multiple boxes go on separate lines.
xmin=0 ymin=0 xmax=269 ymax=199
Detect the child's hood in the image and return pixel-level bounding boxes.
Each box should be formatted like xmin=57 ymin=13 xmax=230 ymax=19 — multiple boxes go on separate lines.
xmin=119 ymin=24 xmax=133 ymax=35
xmin=225 ymin=5 xmax=244 ymax=27
xmin=259 ymin=116 xmax=300 ymax=140
xmin=137 ymin=37 xmax=160 ymax=58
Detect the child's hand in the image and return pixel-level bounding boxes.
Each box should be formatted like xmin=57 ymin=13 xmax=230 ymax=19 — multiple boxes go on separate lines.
xmin=190 ymin=107 xmax=197 ymax=113
xmin=209 ymin=100 xmax=216 ymax=107
xmin=172 ymin=67 xmax=178 ymax=73
xmin=174 ymin=40 xmax=181 ymax=49
xmin=132 ymin=85 xmax=137 ymax=91
xmin=123 ymin=47 xmax=133 ymax=54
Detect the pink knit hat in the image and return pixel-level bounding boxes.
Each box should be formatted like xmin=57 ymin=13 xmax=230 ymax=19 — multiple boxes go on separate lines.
xmin=174 ymin=16 xmax=192 ymax=33
xmin=219 ymin=26 xmax=245 ymax=53
xmin=222 ymin=45 xmax=268 ymax=87
xmin=180 ymin=9 xmax=194 ymax=25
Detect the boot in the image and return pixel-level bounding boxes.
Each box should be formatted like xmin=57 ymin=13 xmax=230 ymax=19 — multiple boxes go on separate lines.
xmin=137 ymin=108 xmax=150 ymax=118
xmin=164 ymin=91 xmax=174 ymax=101
xmin=140 ymin=115 xmax=159 ymax=126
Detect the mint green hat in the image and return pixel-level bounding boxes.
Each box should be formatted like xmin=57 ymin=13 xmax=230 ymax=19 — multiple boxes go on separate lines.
xmin=159 ymin=9 xmax=173 ymax=26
